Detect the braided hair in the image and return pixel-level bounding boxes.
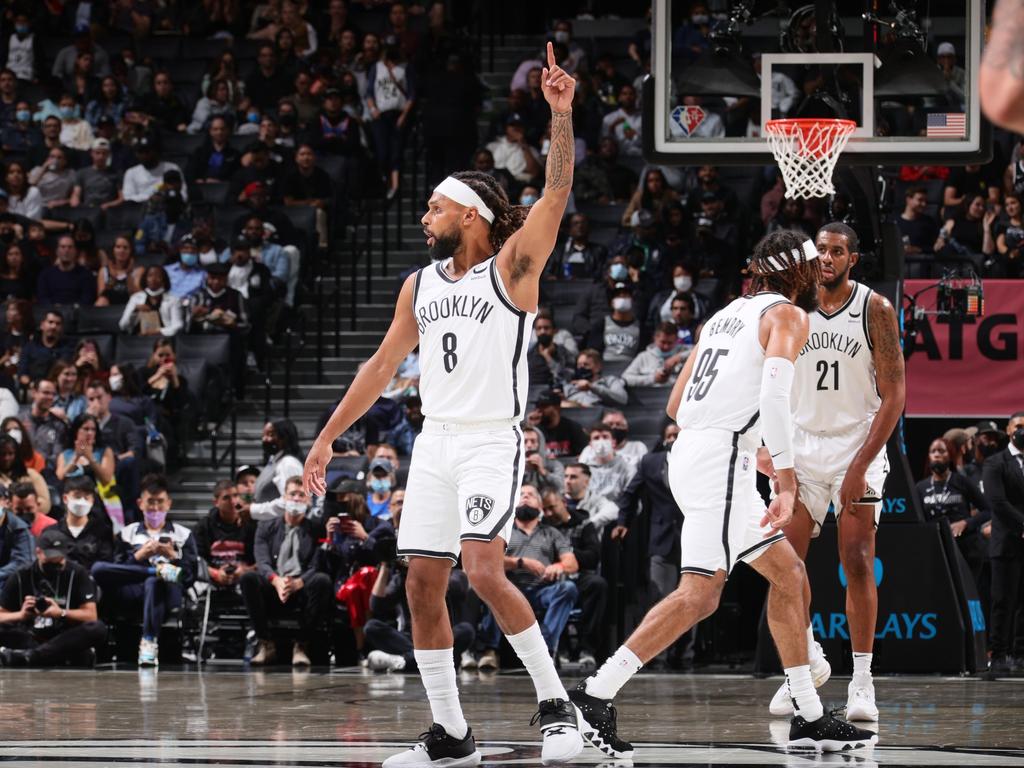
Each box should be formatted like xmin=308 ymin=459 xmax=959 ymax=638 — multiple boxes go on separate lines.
xmin=748 ymin=229 xmax=821 ymax=306
xmin=450 ymin=171 xmax=530 ymax=252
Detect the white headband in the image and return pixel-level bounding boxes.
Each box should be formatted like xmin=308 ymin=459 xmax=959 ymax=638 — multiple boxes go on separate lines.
xmin=761 ymin=239 xmax=818 ymax=272
xmin=434 ymin=177 xmax=495 ymax=224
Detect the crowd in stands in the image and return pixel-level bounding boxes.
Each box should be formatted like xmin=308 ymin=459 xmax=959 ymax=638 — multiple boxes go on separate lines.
xmin=0 ymin=3 xmax=1018 ymax=671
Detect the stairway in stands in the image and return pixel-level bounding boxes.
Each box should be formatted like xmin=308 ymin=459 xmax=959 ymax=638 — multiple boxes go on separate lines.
xmin=168 ymin=37 xmax=539 ymax=518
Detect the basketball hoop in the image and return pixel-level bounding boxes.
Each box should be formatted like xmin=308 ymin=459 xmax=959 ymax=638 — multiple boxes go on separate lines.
xmin=764 ymin=118 xmax=856 ymax=199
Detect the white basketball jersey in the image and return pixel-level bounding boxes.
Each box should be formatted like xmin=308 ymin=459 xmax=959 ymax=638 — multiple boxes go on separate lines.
xmin=792 ymin=281 xmax=880 ymax=434
xmin=414 ymin=256 xmax=534 ymax=423
xmin=676 ymin=292 xmax=791 ymax=434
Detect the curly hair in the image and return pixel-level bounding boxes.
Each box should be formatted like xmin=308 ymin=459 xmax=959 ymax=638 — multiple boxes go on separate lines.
xmin=450 ymin=171 xmax=530 ymax=252
xmin=748 ymin=229 xmax=821 ymax=299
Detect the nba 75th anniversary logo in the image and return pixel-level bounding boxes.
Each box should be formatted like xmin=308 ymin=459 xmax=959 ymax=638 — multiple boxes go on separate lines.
xmin=465 ymin=495 xmax=495 ymax=526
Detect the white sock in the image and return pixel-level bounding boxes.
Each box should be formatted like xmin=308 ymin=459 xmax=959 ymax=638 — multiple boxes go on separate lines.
xmin=807 ymin=625 xmax=822 ymax=661
xmin=785 ymin=664 xmax=824 ymax=721
xmin=414 ymin=648 xmax=468 ymax=739
xmin=506 ymin=623 xmax=567 ymax=702
xmin=584 ymin=645 xmax=643 ymax=701
xmin=852 ymin=652 xmax=873 ymax=678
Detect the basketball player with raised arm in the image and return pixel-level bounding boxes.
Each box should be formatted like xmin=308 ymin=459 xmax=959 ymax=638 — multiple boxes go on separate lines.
xmin=568 ymin=231 xmax=877 ymax=757
xmin=762 ymin=223 xmax=905 ymax=722
xmin=304 ymin=44 xmax=583 ymax=768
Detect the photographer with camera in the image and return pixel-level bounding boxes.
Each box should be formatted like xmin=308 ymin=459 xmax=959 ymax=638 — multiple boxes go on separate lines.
xmin=90 ymin=474 xmax=198 ymax=666
xmin=363 ymin=498 xmax=475 ymax=673
xmin=195 ymin=480 xmax=256 ymax=588
xmin=0 ymin=527 xmax=106 ymax=667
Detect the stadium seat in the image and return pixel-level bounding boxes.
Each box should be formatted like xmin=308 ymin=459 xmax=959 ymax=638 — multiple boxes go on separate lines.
xmin=46 ymin=205 xmax=102 ymax=230
xmin=176 ymin=335 xmax=231 ymax=369
xmin=115 ymin=335 xmax=159 ymax=366
xmin=577 ymin=202 xmax=627 ymax=228
xmin=180 ymin=38 xmax=234 ymax=60
xmin=164 ymin=59 xmax=207 ymax=84
xmin=105 ymin=203 xmax=144 ymax=232
xmin=145 ymin=35 xmax=183 ymax=61
xmin=77 ymin=305 xmax=126 ymax=334
xmin=36 ymin=304 xmax=78 ymax=333
xmin=162 ymin=133 xmax=205 ymax=156
xmin=198 ymin=182 xmax=230 ymax=205
xmin=177 ymin=359 xmax=209 ymax=397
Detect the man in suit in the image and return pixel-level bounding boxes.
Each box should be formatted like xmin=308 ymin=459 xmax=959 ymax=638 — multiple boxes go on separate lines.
xmin=611 ymin=424 xmax=692 ymax=668
xmin=982 ymin=411 xmax=1024 ymax=675
xmin=239 ymin=476 xmax=332 ymax=667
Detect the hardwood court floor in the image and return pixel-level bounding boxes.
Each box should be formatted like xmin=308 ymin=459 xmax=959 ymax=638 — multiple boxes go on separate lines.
xmin=0 ymin=668 xmax=1022 ymax=766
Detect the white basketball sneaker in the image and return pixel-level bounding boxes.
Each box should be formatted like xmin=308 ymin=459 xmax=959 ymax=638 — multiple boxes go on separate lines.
xmin=769 ymin=644 xmax=831 ymax=716
xmin=531 ymin=698 xmax=584 ymax=765
xmin=846 ymin=675 xmax=879 ymax=721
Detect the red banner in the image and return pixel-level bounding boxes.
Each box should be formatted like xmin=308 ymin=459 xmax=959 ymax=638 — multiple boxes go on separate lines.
xmin=905 ymin=279 xmax=1024 ymax=417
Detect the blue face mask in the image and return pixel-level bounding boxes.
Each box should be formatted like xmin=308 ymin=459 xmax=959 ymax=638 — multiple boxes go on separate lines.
xmin=180 ymin=252 xmax=199 ymax=268
xmin=15 ymin=24 xmax=29 ymax=35
xmin=247 ymin=112 xmax=260 ymax=124
xmin=59 ymin=106 xmax=75 ymax=119
xmin=15 ymin=110 xmax=30 ymax=123
xmin=657 ymin=345 xmax=676 ymax=359
xmin=369 ymin=478 xmax=391 ymax=494
xmin=609 ymin=263 xmax=628 ymax=281
xmin=520 ymin=194 xmax=538 ymax=206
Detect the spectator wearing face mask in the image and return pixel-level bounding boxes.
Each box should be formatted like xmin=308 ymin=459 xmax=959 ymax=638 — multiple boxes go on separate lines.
xmin=9 ymin=481 xmax=53 ymax=537
xmin=592 ymin=283 xmax=641 ymax=362
xmin=527 ymin=313 xmax=574 ymax=389
xmin=242 ymin=477 xmax=333 ymax=666
xmin=120 ymin=266 xmax=184 ymax=337
xmin=165 ymin=238 xmax=206 ymax=301
xmin=254 ymin=419 xmax=304 ymax=502
xmin=964 ymin=421 xmax=1005 ymax=487
xmin=623 ymin=322 xmax=688 ymax=388
xmin=91 ymin=473 xmax=198 ymax=666
xmin=648 ymin=262 xmax=707 ymax=327
xmin=476 ymin=484 xmax=578 ymax=669
xmin=982 ymin=412 xmax=1024 ymax=676
xmin=580 ymin=411 xmax=649 ymax=468
xmin=563 ymin=349 xmax=627 ymax=408
xmin=581 ymin=424 xmax=636 ymax=501
xmin=521 ymin=425 xmax=565 ymax=495
xmin=572 ymin=256 xmax=630 ymax=343
xmin=365 ymin=457 xmax=396 ymax=519
xmin=0 ymin=526 xmax=106 ymax=667
xmin=530 ymin=389 xmax=587 ymax=459
xmin=55 ymin=477 xmax=113 ymax=570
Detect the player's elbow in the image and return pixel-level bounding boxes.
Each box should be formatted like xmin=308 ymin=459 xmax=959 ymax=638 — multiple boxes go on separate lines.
xmin=981 ymin=70 xmax=1024 ymax=131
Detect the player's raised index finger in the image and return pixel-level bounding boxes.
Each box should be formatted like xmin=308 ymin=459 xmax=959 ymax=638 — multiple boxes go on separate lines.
xmin=547 ymin=40 xmax=555 ymax=68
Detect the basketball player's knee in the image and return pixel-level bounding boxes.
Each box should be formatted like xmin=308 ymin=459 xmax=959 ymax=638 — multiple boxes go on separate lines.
xmin=674 ymin=579 xmax=721 ymax=620
xmin=841 ymin=541 xmax=874 ymax=580
xmin=769 ymin=557 xmax=807 ymax=600
xmin=406 ymin=569 xmax=447 ymax=609
xmin=463 ymin=561 xmax=505 ymax=599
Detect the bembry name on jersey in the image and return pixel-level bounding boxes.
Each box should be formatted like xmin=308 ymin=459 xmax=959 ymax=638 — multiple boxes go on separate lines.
xmin=704 ymin=315 xmax=745 ymax=338
xmin=416 ymin=294 xmax=495 ymax=333
xmin=800 ymin=331 xmax=863 ymax=359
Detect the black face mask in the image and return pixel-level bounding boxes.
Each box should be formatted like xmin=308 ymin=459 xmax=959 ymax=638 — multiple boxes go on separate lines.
xmin=930 ymin=460 xmax=949 ymax=475
xmin=573 ymin=366 xmax=593 ymax=381
xmin=978 ymin=441 xmax=1001 ymax=459
xmin=262 ymin=440 xmax=277 ymax=458
xmin=609 ymin=427 xmax=628 ymax=444
xmin=323 ymin=497 xmax=350 ymax=518
xmin=514 ymin=505 xmax=541 ymax=522
xmin=535 ymin=333 xmax=554 ymax=347
xmin=1013 ymin=427 xmax=1024 ymax=451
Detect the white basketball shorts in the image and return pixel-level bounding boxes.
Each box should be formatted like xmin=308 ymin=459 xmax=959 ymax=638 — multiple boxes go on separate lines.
xmin=668 ymin=428 xmax=784 ymax=576
xmin=396 ymin=418 xmax=522 ymax=564
xmin=793 ymin=422 xmax=889 ymax=537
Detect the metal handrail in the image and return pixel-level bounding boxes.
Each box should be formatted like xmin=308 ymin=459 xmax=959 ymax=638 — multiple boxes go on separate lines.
xmin=209 ymin=402 xmax=237 ymax=473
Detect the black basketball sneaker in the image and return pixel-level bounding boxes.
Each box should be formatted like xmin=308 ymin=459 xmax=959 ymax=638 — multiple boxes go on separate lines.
xmin=568 ymin=682 xmax=635 ymax=759
xmin=787 ymin=711 xmax=878 ymax=752
xmin=381 ymin=723 xmax=482 ymax=767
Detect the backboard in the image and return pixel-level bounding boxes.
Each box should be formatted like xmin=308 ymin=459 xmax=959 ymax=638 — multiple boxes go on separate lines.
xmin=643 ymin=0 xmax=991 ymax=166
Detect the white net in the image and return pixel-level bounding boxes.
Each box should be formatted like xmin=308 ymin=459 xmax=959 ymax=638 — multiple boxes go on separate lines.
xmin=764 ymin=119 xmax=856 ymax=200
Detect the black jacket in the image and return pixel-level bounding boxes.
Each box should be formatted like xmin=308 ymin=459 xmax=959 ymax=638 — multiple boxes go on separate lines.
xmin=544 ymin=507 xmax=600 ymax=572
xmin=186 ymin=141 xmax=241 ymax=183
xmin=55 ymin=513 xmax=114 ymax=571
xmin=983 ymin=448 xmax=1024 ymax=557
xmin=254 ymin=516 xmax=323 ymax=585
xmin=194 ymin=508 xmax=256 ymax=568
xmin=617 ymin=450 xmax=684 ymax=561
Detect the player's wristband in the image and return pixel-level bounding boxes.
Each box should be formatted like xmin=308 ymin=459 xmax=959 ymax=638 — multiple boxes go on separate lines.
xmin=759 ymin=357 xmax=796 ymax=470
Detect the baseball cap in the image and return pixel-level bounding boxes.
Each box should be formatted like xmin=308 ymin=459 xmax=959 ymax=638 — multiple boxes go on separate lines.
xmin=243 ymin=181 xmax=266 ymax=197
xmin=611 ymin=281 xmax=633 ymax=294
xmin=629 ymin=209 xmax=654 ymax=227
xmin=37 ymin=527 xmax=71 ymax=559
xmin=178 ymin=234 xmax=197 ymax=248
xmin=975 ymin=419 xmax=1001 ymax=436
xmin=232 ymin=234 xmax=252 ymax=251
xmin=322 ymin=87 xmax=342 ymax=99
xmin=937 ymin=42 xmax=956 ymax=56
xmin=234 ymin=465 xmax=258 ymax=482
xmin=133 ymin=134 xmax=155 ymax=149
xmin=97 ymin=115 xmax=116 ymax=127
xmin=91 ymin=138 xmax=110 ymax=151
xmin=205 ymin=262 xmax=229 ymax=276
xmin=535 ymin=389 xmax=562 ymax=408
xmin=330 ymin=478 xmax=364 ymax=495
xmin=368 ymin=457 xmax=394 ymax=475
xmin=506 ymin=112 xmax=525 ymax=127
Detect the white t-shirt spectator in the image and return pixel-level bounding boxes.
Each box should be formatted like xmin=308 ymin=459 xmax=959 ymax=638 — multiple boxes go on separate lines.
xmin=601 ymin=108 xmax=643 ymax=157
xmin=7 ymin=186 xmax=42 ymax=220
xmin=6 ymin=33 xmax=36 ymax=80
xmin=486 ymin=136 xmax=540 ymax=183
xmin=122 ymin=161 xmax=188 ymax=203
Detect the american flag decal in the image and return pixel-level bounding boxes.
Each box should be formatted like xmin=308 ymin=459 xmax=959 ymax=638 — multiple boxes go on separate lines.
xmin=926 ymin=113 xmax=966 ymax=138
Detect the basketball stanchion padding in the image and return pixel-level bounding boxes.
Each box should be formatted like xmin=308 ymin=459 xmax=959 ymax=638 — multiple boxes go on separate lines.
xmin=764 ymin=118 xmax=857 ymax=199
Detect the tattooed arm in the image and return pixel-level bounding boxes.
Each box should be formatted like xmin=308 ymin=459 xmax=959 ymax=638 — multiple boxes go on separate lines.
xmin=499 ymin=42 xmax=576 ymax=310
xmin=981 ymin=0 xmax=1024 ymax=132
xmin=837 ymin=292 xmax=906 ymax=513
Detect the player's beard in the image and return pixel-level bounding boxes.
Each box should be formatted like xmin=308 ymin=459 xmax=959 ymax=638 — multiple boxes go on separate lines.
xmin=794 ymin=279 xmax=820 ymax=312
xmin=821 ymin=263 xmax=849 ymax=291
xmin=429 ymin=229 xmax=462 ymax=262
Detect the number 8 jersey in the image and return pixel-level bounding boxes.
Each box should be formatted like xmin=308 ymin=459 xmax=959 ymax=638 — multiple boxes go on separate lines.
xmin=413 ymin=255 xmax=535 ymax=423
xmin=676 ymin=292 xmax=792 ymax=433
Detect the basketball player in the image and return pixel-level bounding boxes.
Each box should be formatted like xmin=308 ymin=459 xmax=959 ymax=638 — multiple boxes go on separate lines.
xmin=981 ymin=0 xmax=1024 ymax=133
xmin=762 ymin=223 xmax=905 ymax=722
xmin=304 ymin=44 xmax=583 ymax=767
xmin=569 ymin=230 xmax=878 ymax=757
